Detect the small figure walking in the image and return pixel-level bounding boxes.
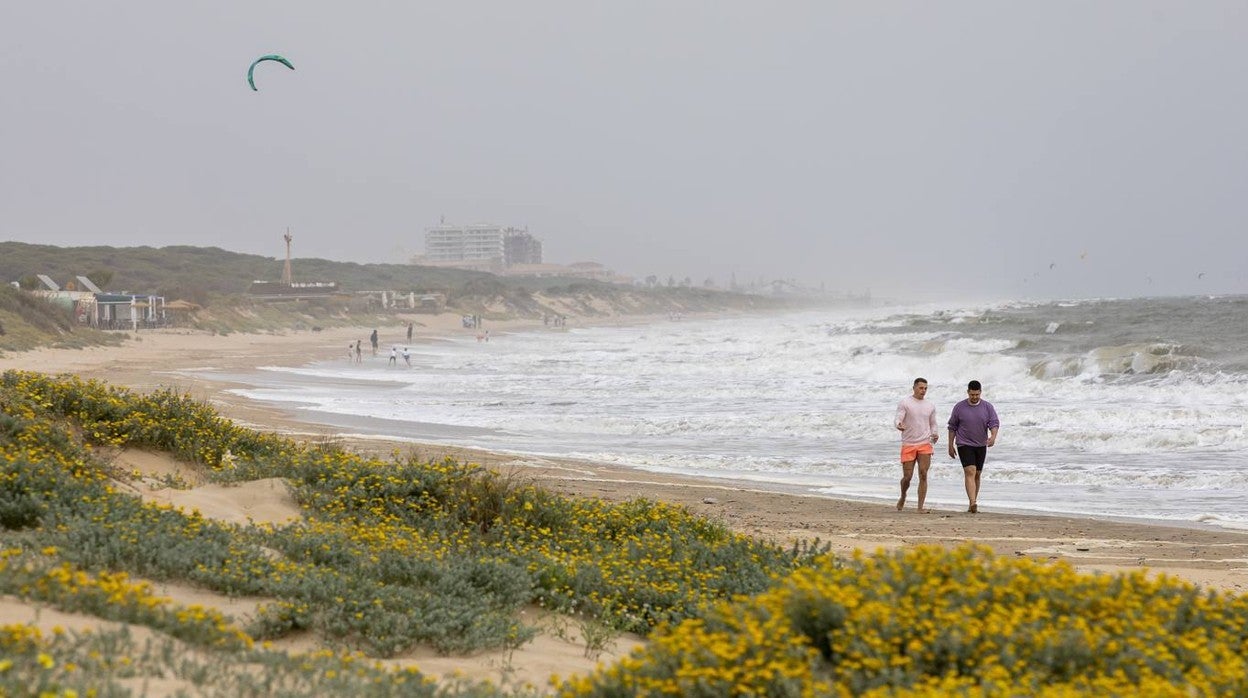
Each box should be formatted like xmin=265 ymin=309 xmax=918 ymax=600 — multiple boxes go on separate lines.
xmin=354 ymin=340 xmax=363 ymax=364
xmin=402 ymin=347 xmax=411 ymax=367
xmin=370 ymin=329 xmax=379 ymax=355
xmin=406 ymin=322 xmax=414 ymax=342
xmin=388 ymin=347 xmax=397 ymax=366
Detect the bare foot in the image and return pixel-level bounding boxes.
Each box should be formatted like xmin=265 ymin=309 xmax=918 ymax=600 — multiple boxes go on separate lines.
xmin=896 ymin=496 xmax=906 ymax=511
xmin=968 ymin=503 xmax=978 ymax=514
xmin=918 ymin=508 xmax=931 ymax=514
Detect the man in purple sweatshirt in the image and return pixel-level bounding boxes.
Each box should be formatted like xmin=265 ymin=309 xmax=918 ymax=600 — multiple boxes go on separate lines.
xmin=947 ymin=380 xmax=1000 ymax=514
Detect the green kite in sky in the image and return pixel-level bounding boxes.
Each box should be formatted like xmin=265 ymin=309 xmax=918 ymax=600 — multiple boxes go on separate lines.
xmin=247 ymin=54 xmax=295 ymax=91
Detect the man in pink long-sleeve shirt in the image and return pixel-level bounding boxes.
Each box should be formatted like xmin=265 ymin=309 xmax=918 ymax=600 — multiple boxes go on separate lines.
xmin=895 ymin=377 xmax=938 ymax=512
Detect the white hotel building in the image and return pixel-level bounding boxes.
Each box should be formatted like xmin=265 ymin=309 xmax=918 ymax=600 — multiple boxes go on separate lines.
xmin=423 ymin=224 xmax=507 ymax=271
xmin=419 ymin=224 xmax=544 ymax=273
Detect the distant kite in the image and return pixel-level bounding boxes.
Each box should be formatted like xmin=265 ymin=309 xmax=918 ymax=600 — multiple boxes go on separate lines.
xmin=1198 ymin=272 xmax=1206 ymax=279
xmin=247 ymin=54 xmax=295 ymax=91
xmin=1080 ymin=251 xmax=1087 ymax=260
xmin=1049 ymin=263 xmax=1056 ymax=270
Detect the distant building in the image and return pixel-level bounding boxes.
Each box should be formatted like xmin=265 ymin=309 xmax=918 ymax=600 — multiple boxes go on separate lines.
xmin=248 ymin=280 xmax=339 ymax=301
xmin=503 ymin=227 xmax=542 ymax=266
xmin=423 ymin=223 xmax=507 ymax=271
xmin=418 ymin=223 xmax=546 ymax=272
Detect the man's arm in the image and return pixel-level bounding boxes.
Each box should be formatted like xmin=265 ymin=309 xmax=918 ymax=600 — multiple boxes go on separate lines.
xmin=987 ymin=404 xmax=1000 ymax=447
xmin=987 ymin=427 xmax=999 ymax=447
xmin=928 ymin=406 xmax=939 ymax=443
xmin=948 ymin=429 xmax=957 ymax=458
xmin=895 ymin=403 xmax=907 ymax=431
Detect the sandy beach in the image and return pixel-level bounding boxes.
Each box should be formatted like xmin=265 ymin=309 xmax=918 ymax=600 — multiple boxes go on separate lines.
xmin=4 ymin=314 xmax=1246 ymax=595
xmin=3 ymin=314 xmax=1247 ymax=691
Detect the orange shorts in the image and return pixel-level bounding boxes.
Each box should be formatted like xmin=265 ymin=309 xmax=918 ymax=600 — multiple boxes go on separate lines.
xmin=900 ymin=442 xmax=933 ymax=462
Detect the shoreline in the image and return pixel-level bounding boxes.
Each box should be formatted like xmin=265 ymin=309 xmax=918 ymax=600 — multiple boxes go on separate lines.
xmin=3 ymin=313 xmax=1247 ymax=595
xmin=197 ymin=405 xmax=1237 ymax=536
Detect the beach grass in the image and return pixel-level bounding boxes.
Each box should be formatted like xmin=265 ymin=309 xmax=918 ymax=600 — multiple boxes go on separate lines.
xmin=0 ymin=370 xmax=813 ymax=693
xmin=2 ymin=369 xmax=1247 ymax=696
xmin=0 ymin=286 xmax=125 ymax=354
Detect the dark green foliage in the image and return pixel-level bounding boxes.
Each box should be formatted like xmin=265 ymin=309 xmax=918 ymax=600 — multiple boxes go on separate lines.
xmin=0 ymin=241 xmax=495 ymax=301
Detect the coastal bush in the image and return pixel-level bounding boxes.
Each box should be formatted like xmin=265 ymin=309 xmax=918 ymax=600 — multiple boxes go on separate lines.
xmin=1 ymin=370 xmax=811 ymax=666
xmin=0 ymin=622 xmax=518 ymax=698
xmin=0 ymin=548 xmax=253 ymax=652
xmin=2 ymin=370 xmax=288 ymax=466
xmin=6 ymin=368 xmax=1248 ymax=694
xmin=559 ymin=545 xmax=1248 ymax=696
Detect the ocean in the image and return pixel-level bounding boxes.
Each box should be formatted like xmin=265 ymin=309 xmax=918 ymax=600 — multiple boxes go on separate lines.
xmin=193 ymin=295 xmax=1248 ymax=531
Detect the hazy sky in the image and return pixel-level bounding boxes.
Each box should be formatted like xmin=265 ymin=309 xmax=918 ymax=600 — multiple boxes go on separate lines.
xmin=2 ymin=2 xmax=1246 ymax=299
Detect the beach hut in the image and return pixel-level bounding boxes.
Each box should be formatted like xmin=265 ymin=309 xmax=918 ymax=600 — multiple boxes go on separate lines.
xmin=91 ymin=294 xmax=166 ymax=330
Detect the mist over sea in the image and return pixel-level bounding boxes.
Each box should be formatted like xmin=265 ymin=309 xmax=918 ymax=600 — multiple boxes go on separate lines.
xmin=198 ymin=295 xmax=1248 ymax=530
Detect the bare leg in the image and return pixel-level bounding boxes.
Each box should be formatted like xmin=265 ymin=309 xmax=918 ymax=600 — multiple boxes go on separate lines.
xmin=916 ymin=454 xmax=931 ymax=512
xmin=963 ymin=465 xmax=978 ymax=512
xmin=898 ymin=460 xmax=916 ymax=510
xmin=972 ymin=469 xmax=982 ymax=512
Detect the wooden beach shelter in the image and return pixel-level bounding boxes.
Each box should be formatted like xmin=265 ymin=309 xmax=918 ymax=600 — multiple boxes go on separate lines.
xmin=91 ymin=294 xmax=167 ymax=330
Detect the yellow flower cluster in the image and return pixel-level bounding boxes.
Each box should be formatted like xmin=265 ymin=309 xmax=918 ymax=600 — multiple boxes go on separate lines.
xmin=0 ymin=548 xmax=253 ymax=651
xmin=0 ymin=622 xmax=45 ymax=655
xmin=2 ymin=370 xmax=291 ymax=468
xmin=562 ymin=545 xmax=1248 ymax=696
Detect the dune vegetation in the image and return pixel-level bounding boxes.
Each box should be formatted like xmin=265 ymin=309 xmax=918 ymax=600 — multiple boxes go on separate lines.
xmin=2 ymin=370 xmax=1246 ymax=696
xmin=0 ymin=286 xmax=125 ymax=354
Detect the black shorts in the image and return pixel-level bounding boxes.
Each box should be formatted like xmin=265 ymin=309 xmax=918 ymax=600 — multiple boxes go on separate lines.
xmin=957 ymin=445 xmax=988 ymax=470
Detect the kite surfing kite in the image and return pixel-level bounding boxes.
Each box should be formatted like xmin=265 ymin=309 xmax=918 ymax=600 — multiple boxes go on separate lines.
xmin=247 ymin=54 xmax=295 ymax=91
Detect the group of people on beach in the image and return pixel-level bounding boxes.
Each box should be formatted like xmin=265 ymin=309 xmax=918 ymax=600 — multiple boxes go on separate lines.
xmin=346 ymin=327 xmax=414 ymax=367
xmin=894 ymin=378 xmax=1000 ymax=514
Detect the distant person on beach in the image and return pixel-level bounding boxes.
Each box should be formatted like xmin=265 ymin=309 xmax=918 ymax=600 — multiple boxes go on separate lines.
xmin=389 ymin=347 xmax=397 ymax=366
xmin=370 ymin=329 xmax=379 ymax=355
xmin=406 ymin=322 xmax=414 ymax=342
xmin=895 ymin=377 xmax=938 ymax=513
xmin=354 ymin=340 xmax=362 ymax=364
xmin=947 ymin=380 xmax=1000 ymax=514
xmin=402 ymin=347 xmax=411 ymax=367
xmin=348 ymin=344 xmax=355 ymax=361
